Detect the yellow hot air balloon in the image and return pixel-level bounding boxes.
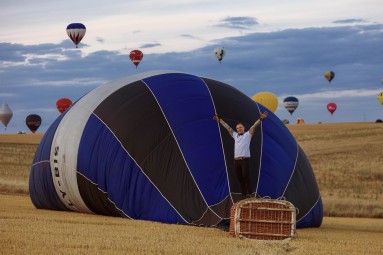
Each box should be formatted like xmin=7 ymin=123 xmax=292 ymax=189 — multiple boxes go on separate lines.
xmin=378 ymin=92 xmax=383 ymax=105
xmin=252 ymin=92 xmax=279 ymax=113
xmin=324 ymin=71 xmax=335 ymax=82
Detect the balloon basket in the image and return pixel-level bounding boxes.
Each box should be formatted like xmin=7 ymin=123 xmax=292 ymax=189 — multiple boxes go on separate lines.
xmin=229 ymin=198 xmax=296 ymax=240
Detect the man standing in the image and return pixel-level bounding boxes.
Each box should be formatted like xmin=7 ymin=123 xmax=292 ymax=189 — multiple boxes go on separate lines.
xmin=213 ymin=112 xmax=268 ymax=198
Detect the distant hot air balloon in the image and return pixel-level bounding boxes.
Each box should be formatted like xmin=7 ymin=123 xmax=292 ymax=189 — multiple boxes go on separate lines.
xmin=26 ymin=114 xmax=42 ymax=133
xmin=324 ymin=71 xmax=335 ymax=83
xmin=129 ymin=50 xmax=144 ymax=69
xmin=296 ymin=118 xmax=305 ymax=124
xmin=66 ymin=23 xmax=86 ymax=48
xmin=0 ymin=103 xmax=13 ymax=130
xmin=56 ymin=98 xmax=73 ymax=114
xmin=327 ymin=102 xmax=337 ymax=115
xmin=252 ymin=92 xmax=279 ymax=113
xmin=378 ymin=92 xmax=383 ymax=105
xmin=213 ymin=47 xmax=226 ymax=63
xmin=283 ymin=97 xmax=299 ymax=115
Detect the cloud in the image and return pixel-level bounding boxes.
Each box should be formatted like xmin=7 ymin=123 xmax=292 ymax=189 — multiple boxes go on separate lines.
xmin=215 ymin=16 xmax=258 ymax=30
xmin=1 ymin=23 xmax=383 ymax=132
xmin=140 ymin=43 xmax=161 ymax=48
xmin=180 ymin=34 xmax=199 ymax=40
xmin=96 ymin=37 xmax=105 ymax=43
xmin=333 ymin=18 xmax=366 ymax=24
xmin=281 ymin=89 xmax=379 ymax=101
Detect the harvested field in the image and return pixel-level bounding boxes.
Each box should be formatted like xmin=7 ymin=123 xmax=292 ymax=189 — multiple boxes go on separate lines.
xmin=0 ymin=123 xmax=382 ymax=254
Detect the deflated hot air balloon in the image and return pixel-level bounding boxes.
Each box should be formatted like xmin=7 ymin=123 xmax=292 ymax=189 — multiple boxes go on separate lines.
xmin=252 ymin=92 xmax=278 ymax=113
xmin=283 ymin=97 xmax=299 ymax=115
xmin=56 ymin=98 xmax=72 ymax=114
xmin=324 ymin=71 xmax=335 ymax=83
xmin=327 ymin=102 xmax=337 ymax=115
xmin=26 ymin=114 xmax=41 ymax=133
xmin=29 ymin=71 xmax=322 ymax=229
xmin=0 ymin=103 xmax=13 ymax=130
xmin=378 ymin=92 xmax=383 ymax=105
xmin=129 ymin=50 xmax=144 ymax=69
xmin=66 ymin=23 xmax=86 ymax=48
xmin=214 ymin=47 xmax=226 ymax=63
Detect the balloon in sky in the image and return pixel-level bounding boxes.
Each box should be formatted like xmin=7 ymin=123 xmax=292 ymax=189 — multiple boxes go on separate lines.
xmin=378 ymin=92 xmax=383 ymax=105
xmin=327 ymin=102 xmax=337 ymax=115
xmin=283 ymin=97 xmax=299 ymax=115
xmin=26 ymin=114 xmax=42 ymax=133
xmin=324 ymin=71 xmax=335 ymax=83
xmin=252 ymin=92 xmax=279 ymax=113
xmin=56 ymin=98 xmax=72 ymax=114
xmin=29 ymin=71 xmax=322 ymax=228
xmin=213 ymin=47 xmax=226 ymax=63
xmin=129 ymin=50 xmax=144 ymax=68
xmin=0 ymin=103 xmax=13 ymax=130
xmin=66 ymin=23 xmax=86 ymax=48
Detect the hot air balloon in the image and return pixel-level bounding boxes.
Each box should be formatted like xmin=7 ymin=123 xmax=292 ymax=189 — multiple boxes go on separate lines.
xmin=56 ymin=98 xmax=72 ymax=114
xmin=327 ymin=102 xmax=337 ymax=115
xmin=378 ymin=92 xmax=383 ymax=105
xmin=296 ymin=118 xmax=305 ymax=124
xmin=129 ymin=50 xmax=144 ymax=69
xmin=26 ymin=114 xmax=41 ymax=133
xmin=213 ymin=47 xmax=226 ymax=63
xmin=29 ymin=71 xmax=323 ymax=229
xmin=252 ymin=92 xmax=278 ymax=113
xmin=66 ymin=23 xmax=86 ymax=48
xmin=324 ymin=71 xmax=335 ymax=83
xmin=283 ymin=97 xmax=299 ymax=115
xmin=0 ymin=103 xmax=13 ymax=130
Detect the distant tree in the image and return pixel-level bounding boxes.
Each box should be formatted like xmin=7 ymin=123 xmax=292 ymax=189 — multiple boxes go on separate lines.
xmin=376 ymin=119 xmax=383 ymax=123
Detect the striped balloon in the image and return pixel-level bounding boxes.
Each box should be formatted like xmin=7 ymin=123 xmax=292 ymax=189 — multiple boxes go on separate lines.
xmin=29 ymin=71 xmax=322 ymax=228
xmin=66 ymin=23 xmax=86 ymax=48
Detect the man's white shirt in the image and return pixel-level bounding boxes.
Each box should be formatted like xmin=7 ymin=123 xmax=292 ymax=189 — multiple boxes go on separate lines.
xmin=232 ymin=131 xmax=252 ymax=158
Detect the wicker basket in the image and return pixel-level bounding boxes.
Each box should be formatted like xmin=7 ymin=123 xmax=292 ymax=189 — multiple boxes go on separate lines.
xmin=229 ymin=198 xmax=296 ymax=240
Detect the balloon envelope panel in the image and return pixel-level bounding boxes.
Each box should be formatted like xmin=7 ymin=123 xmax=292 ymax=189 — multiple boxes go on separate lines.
xmin=29 ymin=71 xmax=322 ymax=228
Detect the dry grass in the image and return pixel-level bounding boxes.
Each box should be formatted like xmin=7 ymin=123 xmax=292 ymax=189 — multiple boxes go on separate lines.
xmin=1 ymin=124 xmax=383 ymax=254
xmin=287 ymin=122 xmax=383 ymax=218
xmin=1 ymin=194 xmax=383 ymax=255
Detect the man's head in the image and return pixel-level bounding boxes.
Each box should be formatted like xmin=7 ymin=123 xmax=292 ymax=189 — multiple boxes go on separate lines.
xmin=236 ymin=123 xmax=245 ymax=135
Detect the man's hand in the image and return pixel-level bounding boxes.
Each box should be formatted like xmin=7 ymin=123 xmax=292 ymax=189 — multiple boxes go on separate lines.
xmin=213 ymin=115 xmax=220 ymax=121
xmin=260 ymin=111 xmax=269 ymax=121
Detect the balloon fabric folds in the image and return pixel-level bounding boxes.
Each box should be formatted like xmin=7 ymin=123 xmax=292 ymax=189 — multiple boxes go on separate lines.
xmin=26 ymin=114 xmax=42 ymax=133
xmin=129 ymin=50 xmax=144 ymax=68
xmin=66 ymin=23 xmax=86 ymax=48
xmin=327 ymin=102 xmax=337 ymax=115
xmin=0 ymin=103 xmax=13 ymax=130
xmin=252 ymin=92 xmax=278 ymax=113
xmin=29 ymin=71 xmax=323 ymax=228
xmin=324 ymin=71 xmax=335 ymax=83
xmin=283 ymin=97 xmax=299 ymax=115
xmin=56 ymin=98 xmax=72 ymax=114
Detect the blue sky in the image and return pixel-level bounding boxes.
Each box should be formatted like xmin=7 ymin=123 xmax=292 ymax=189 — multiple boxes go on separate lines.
xmin=1 ymin=1 xmax=383 ymax=133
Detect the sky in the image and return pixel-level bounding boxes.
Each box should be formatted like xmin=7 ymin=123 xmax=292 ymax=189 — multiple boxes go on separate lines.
xmin=1 ymin=0 xmax=383 ymax=133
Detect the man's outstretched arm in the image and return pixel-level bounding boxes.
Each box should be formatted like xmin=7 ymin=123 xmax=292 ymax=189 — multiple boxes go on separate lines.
xmin=249 ymin=111 xmax=268 ymax=136
xmin=213 ymin=115 xmax=234 ymax=136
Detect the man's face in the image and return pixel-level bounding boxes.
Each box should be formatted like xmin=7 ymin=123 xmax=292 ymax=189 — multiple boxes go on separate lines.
xmin=236 ymin=124 xmax=245 ymax=135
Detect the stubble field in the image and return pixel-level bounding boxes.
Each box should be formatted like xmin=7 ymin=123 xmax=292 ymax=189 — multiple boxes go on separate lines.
xmin=0 ymin=123 xmax=382 ymax=254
